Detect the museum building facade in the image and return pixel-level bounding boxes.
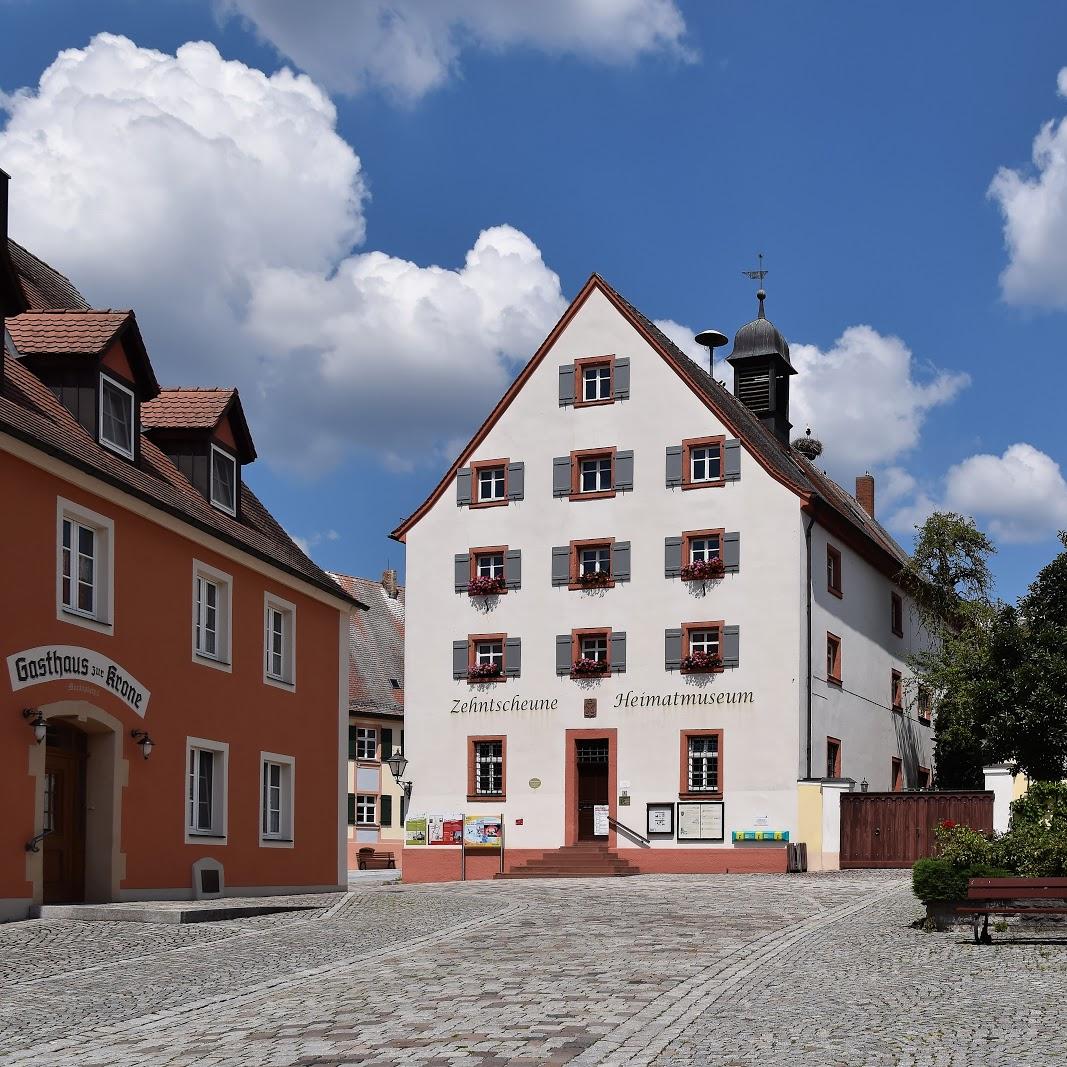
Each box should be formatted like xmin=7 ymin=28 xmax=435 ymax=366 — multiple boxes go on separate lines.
xmin=393 ymin=273 xmax=934 ymax=882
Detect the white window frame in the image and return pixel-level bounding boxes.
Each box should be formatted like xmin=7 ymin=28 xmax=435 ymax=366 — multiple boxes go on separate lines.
xmin=475 ymin=552 xmax=504 ymax=579
xmin=580 ymin=456 xmax=612 ymax=493
xmin=191 ymin=560 xmax=232 ymax=671
xmin=210 ymin=443 xmax=238 ymax=517
xmin=355 ymin=793 xmax=377 ymax=826
xmin=259 ymin=751 xmax=295 ymax=848
xmin=263 ymin=591 xmax=297 ymax=690
xmin=687 ymin=736 xmax=719 ymax=792
xmin=98 ymin=374 xmax=135 ymax=460
xmin=355 ymin=726 xmax=378 ymax=762
xmin=582 ymin=364 xmax=611 ymax=402
xmin=474 ymin=740 xmax=503 ymax=796
xmin=55 ymin=497 xmax=114 ymax=635
xmin=475 ymin=639 xmax=503 ymax=670
xmin=580 ymin=634 xmax=609 ymax=662
xmin=477 ymin=465 xmax=506 ymax=502
xmin=579 ymin=545 xmax=610 ymax=576
xmin=690 ymin=535 xmax=721 ymax=563
xmin=689 ymin=628 xmax=721 ymax=657
xmin=690 ymin=444 xmax=722 ymax=483
xmin=185 ymin=737 xmax=229 ymax=844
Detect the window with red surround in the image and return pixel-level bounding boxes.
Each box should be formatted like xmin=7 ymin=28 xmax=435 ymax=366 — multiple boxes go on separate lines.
xmin=826 ymin=633 xmax=842 ymax=685
xmin=679 ymin=729 xmax=723 ymax=798
xmin=571 ymin=627 xmax=611 ymax=677
xmin=574 ymin=355 xmax=615 ymax=408
xmin=570 ymin=447 xmax=617 ymax=500
xmin=827 ymin=545 xmax=842 ymax=597
xmin=469 ymin=545 xmax=508 ymax=596
xmin=917 ymin=684 xmax=932 ymax=723
xmin=891 ymin=757 xmax=904 ymax=792
xmin=470 ymin=458 xmax=509 ymax=508
xmin=682 ymin=436 xmax=725 ymax=490
xmin=681 ymin=621 xmax=724 ymax=673
xmin=467 ymin=736 xmax=506 ymax=801
xmin=891 ymin=591 xmax=904 ymax=637
xmin=468 ymin=633 xmax=507 ymax=682
xmin=681 ymin=529 xmax=725 ymax=582
xmin=917 ymin=766 xmax=931 ymax=790
xmin=570 ymin=537 xmax=615 ymax=590
xmin=891 ymin=669 xmax=903 ymax=711
xmin=826 ymin=737 xmax=842 ymax=779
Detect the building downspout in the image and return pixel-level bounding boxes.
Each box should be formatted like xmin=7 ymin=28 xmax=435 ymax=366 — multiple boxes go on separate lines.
xmin=804 ymin=509 xmax=817 ymax=781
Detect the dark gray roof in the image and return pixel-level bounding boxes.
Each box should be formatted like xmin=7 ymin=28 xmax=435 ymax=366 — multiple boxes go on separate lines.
xmin=8 ymin=239 xmax=91 ymax=310
xmin=728 ymin=313 xmax=791 ymax=365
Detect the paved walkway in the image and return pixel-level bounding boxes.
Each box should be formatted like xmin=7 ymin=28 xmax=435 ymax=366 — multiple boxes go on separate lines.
xmin=0 ymin=870 xmax=1063 ymax=1066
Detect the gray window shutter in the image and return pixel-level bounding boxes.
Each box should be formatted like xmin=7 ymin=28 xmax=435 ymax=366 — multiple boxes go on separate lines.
xmin=611 ymin=541 xmax=631 ymax=582
xmin=665 ymin=536 xmax=682 ymax=578
xmin=504 ymin=637 xmax=521 ymax=678
xmin=610 ymin=631 xmax=627 ymax=673
xmin=722 ymin=531 xmax=740 ymax=573
xmin=553 ymin=456 xmax=572 ymax=497
xmin=724 ymin=439 xmax=741 ymax=481
xmin=665 ymin=628 xmax=682 ymax=671
xmin=507 ymin=462 xmax=524 ymax=500
xmin=615 ymin=450 xmax=634 ymax=491
xmin=348 ymin=725 xmax=357 ymax=760
xmin=613 ymin=357 xmax=630 ymax=400
xmin=505 ymin=549 xmax=522 ymax=590
xmin=722 ymin=625 xmax=740 ymax=668
xmin=457 ymin=467 xmax=472 ymax=506
xmin=380 ymin=794 xmax=393 ymax=827
xmin=455 ymin=553 xmax=470 ymax=592
xmin=559 ymin=365 xmax=575 ymax=406
xmin=347 ymin=793 xmax=356 ymax=825
xmin=551 ymin=546 xmax=571 ymax=586
xmin=381 ymin=728 xmax=393 ymax=761
xmin=556 ymin=634 xmax=572 ymax=675
xmin=665 ymin=445 xmax=682 ymax=488
xmin=453 ymin=640 xmax=469 ymax=680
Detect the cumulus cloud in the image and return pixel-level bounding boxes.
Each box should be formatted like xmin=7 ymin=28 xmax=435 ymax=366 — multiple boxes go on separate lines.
xmin=0 ymin=34 xmax=567 ymax=472
xmin=789 ymin=326 xmax=969 ymax=476
xmin=219 ymin=0 xmax=692 ymax=101
xmin=990 ymin=68 xmax=1067 ymax=306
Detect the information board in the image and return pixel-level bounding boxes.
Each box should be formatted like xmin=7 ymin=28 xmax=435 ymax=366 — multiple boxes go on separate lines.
xmin=427 ymin=813 xmax=464 ymax=845
xmin=463 ymin=815 xmax=502 ymax=848
xmin=677 ymin=801 xmax=725 ymax=841
xmin=593 ymin=805 xmax=609 ymax=837
xmin=646 ymin=803 xmax=675 ymax=835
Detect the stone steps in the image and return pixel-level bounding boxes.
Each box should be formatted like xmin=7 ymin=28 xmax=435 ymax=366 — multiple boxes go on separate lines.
xmin=496 ymin=843 xmax=642 ymax=879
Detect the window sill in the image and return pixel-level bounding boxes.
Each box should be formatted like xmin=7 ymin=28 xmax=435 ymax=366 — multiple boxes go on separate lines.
xmin=467 ymin=588 xmax=508 ymax=596
xmin=259 ymin=837 xmax=295 ymax=848
xmin=828 ymin=586 xmax=843 ymax=599
xmin=467 ymin=794 xmax=506 ymax=803
xmin=569 ymin=490 xmax=616 ymax=502
xmin=187 ymin=832 xmax=226 ymax=840
xmin=99 ymin=436 xmax=135 ymax=462
xmin=194 ymin=652 xmax=232 ymax=669
xmin=569 ymin=670 xmax=614 ymax=680
xmin=355 ymin=759 xmax=381 ymax=767
xmin=680 ymin=668 xmax=725 ymax=676
xmin=467 ymin=675 xmax=508 ymax=684
xmin=59 ymin=607 xmax=114 ymax=635
xmin=569 ymin=580 xmax=615 ymax=591
xmin=470 ymin=499 xmax=510 ymax=510
xmin=827 ymin=677 xmax=842 ymax=688
xmin=681 ymin=479 xmax=726 ymax=491
xmin=678 ymin=791 xmax=723 ymax=801
xmin=264 ymin=674 xmax=296 ymax=692
xmin=574 ymin=397 xmax=615 ymax=409
xmin=355 ymin=823 xmax=381 ymax=830
xmin=891 ymin=628 xmax=904 ymax=639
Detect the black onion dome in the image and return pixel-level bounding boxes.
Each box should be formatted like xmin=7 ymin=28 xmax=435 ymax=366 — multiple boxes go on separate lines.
xmin=727 ymin=290 xmax=791 ymax=365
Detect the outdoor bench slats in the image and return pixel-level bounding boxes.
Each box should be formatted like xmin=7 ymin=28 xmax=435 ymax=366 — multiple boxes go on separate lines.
xmin=960 ymin=877 xmax=1067 ymax=943
xmin=357 ymin=850 xmax=396 ymax=870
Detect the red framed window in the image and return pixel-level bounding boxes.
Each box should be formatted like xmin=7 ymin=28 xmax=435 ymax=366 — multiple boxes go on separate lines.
xmin=467 ymin=736 xmax=506 ymax=800
xmin=917 ymin=766 xmax=931 ymax=790
xmin=827 ymin=545 xmax=842 ymax=597
xmin=891 ymin=669 xmax=903 ymax=711
xmin=891 ymin=591 xmax=904 ymax=637
xmin=682 ymin=436 xmax=725 ymax=489
xmin=467 ymin=633 xmax=507 ymax=682
xmin=470 ymin=458 xmax=509 ymax=508
xmin=917 ymin=684 xmax=932 ymax=723
xmin=680 ymin=729 xmax=723 ymax=797
xmin=681 ymin=528 xmax=725 ymax=581
xmin=826 ymin=633 xmax=842 ymax=685
xmin=469 ymin=545 xmax=508 ymax=596
xmin=826 ymin=737 xmax=842 ymax=779
xmin=891 ymin=757 xmax=904 ymax=792
xmin=570 ymin=538 xmax=615 ymax=590
xmin=571 ymin=447 xmax=616 ymax=500
xmin=571 ymin=627 xmax=611 ymax=677
xmin=574 ymin=355 xmax=615 ymax=407
xmin=681 ymin=621 xmax=724 ymax=673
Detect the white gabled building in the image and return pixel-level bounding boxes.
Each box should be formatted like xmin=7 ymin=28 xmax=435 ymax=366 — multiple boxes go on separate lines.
xmin=393 ymin=275 xmax=933 ymax=882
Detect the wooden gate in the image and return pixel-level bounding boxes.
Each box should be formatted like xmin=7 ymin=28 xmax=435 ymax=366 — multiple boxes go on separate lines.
xmin=840 ymin=791 xmax=994 ymax=869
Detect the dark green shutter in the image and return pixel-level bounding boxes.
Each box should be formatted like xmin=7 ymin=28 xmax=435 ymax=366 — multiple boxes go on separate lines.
xmin=382 ymin=728 xmax=393 ymax=761
xmin=380 ymin=794 xmax=393 ymax=827
xmin=347 ymin=793 xmax=356 ymax=825
xmin=348 ymin=725 xmax=357 ymax=759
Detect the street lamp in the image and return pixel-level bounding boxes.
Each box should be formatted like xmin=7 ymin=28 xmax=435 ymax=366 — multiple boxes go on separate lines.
xmin=860 ymin=778 xmax=869 ymax=793
xmin=385 ymin=749 xmax=412 ymax=812
xmin=130 ymin=729 xmax=155 ymax=760
xmin=22 ymin=708 xmax=47 ymax=744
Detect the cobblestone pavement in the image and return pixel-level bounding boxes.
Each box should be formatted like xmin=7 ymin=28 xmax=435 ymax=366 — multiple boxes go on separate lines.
xmin=0 ymin=870 xmax=1063 ymax=1066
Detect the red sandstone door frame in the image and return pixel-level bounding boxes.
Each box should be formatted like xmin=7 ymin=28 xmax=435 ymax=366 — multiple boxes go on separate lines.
xmin=564 ymin=728 xmax=617 ymax=847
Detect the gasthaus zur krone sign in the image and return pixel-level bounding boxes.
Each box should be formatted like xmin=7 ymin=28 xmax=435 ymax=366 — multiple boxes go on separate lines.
xmin=7 ymin=646 xmax=151 ymax=716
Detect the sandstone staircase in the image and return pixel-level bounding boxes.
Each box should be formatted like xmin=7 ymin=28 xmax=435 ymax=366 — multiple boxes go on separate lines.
xmin=495 ymin=842 xmax=641 ymax=879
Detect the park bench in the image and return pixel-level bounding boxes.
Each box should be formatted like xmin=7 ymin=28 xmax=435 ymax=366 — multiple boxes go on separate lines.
xmin=357 ymin=847 xmax=396 ymax=870
xmin=957 ymin=877 xmax=1067 ymax=943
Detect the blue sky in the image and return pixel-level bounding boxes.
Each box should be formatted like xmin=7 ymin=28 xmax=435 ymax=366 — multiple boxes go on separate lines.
xmin=3 ymin=1 xmax=1067 ymax=601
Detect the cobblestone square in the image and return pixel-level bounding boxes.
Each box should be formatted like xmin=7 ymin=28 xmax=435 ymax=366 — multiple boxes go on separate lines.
xmin=1 ymin=871 xmax=1064 ymax=1066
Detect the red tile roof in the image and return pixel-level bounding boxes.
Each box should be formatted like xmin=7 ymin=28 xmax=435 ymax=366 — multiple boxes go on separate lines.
xmin=141 ymin=388 xmax=236 ymax=431
xmin=7 ymin=238 xmax=90 ymax=311
xmin=7 ymin=309 xmax=131 ymax=355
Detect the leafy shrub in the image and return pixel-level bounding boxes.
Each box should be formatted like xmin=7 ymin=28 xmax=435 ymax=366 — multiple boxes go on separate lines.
xmin=1010 ymin=781 xmax=1067 ymax=835
xmin=993 ymin=824 xmax=1067 ymax=877
xmin=912 ymin=859 xmax=1014 ymax=903
xmin=933 ymin=823 xmax=993 ymax=868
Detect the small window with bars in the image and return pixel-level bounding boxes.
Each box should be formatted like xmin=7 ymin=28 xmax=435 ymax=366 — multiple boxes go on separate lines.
xmin=687 ymin=735 xmax=719 ymax=792
xmin=473 ymin=740 xmax=503 ymax=795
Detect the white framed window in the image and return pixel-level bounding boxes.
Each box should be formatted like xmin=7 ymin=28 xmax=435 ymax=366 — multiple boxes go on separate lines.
xmin=476 ymin=553 xmax=504 ymax=579
xmin=475 ymin=639 xmax=503 ymax=670
xmin=477 ymin=465 xmax=506 ymax=502
xmin=264 ymin=592 xmax=297 ymax=689
xmin=582 ymin=364 xmax=611 ymax=402
xmin=56 ymin=497 xmax=114 ymax=635
xmin=689 ymin=629 xmax=721 ymax=657
xmin=355 ymin=726 xmax=378 ymax=761
xmin=579 ymin=545 xmax=610 ymax=576
xmin=690 ymin=444 xmax=722 ymax=483
xmin=690 ymin=535 xmax=721 ymax=563
xmin=260 ymin=752 xmax=295 ymax=846
xmin=580 ymin=456 xmax=612 ymax=493
xmin=355 ymin=793 xmax=377 ymax=826
xmin=210 ymin=444 xmax=238 ymax=517
xmin=474 ymin=740 xmax=503 ymax=795
xmin=580 ymin=633 xmax=609 ymax=662
xmin=192 ymin=560 xmax=232 ymax=670
xmin=185 ymin=737 xmax=228 ymax=842
xmin=687 ymin=735 xmax=719 ymax=792
xmin=99 ymin=374 xmax=135 ymax=460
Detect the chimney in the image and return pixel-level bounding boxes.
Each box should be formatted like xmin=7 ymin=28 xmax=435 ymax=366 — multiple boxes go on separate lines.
xmin=381 ymin=568 xmax=399 ymax=598
xmin=856 ymin=473 xmax=875 ymax=518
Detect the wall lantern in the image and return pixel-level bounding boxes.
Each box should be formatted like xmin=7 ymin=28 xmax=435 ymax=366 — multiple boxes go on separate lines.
xmin=385 ymin=749 xmax=412 ymax=808
xmin=130 ymin=729 xmax=155 ymax=760
xmin=22 ymin=708 xmax=47 ymax=744
xmin=860 ymin=778 xmax=869 ymax=793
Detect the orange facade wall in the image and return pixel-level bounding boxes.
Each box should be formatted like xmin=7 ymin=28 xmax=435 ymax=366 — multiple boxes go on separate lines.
xmin=1 ymin=447 xmax=345 ymax=905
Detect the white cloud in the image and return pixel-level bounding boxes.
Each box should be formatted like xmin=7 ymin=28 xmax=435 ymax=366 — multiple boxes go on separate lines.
xmin=653 ymin=318 xmax=724 ymax=373
xmin=0 ymin=34 xmax=567 ymax=472
xmin=990 ymin=68 xmax=1067 ymax=306
xmin=220 ymin=0 xmax=692 ymax=101
xmin=291 ymin=528 xmax=341 ymax=554
xmin=789 ymin=326 xmax=969 ymax=476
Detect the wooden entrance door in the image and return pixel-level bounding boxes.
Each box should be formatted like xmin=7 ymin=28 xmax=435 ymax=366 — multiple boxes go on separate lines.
xmin=576 ymin=739 xmax=609 ymax=841
xmin=43 ymin=724 xmax=87 ymax=904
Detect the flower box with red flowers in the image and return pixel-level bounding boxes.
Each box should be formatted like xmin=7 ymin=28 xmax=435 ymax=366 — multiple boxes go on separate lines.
xmin=572 ymin=657 xmax=609 ymax=677
xmin=577 ymin=569 xmax=611 ymax=588
xmin=467 ymin=662 xmax=503 ymax=681
xmin=467 ymin=575 xmax=507 ymax=597
xmin=681 ymin=651 xmax=723 ymax=673
xmin=680 ymin=558 xmax=725 ymax=582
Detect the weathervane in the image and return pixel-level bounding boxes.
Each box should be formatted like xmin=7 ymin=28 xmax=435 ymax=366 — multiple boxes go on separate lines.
xmin=742 ymin=252 xmax=769 ymax=317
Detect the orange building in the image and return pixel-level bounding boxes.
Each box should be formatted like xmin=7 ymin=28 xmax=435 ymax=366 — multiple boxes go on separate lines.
xmin=0 ymin=176 xmax=359 ymax=919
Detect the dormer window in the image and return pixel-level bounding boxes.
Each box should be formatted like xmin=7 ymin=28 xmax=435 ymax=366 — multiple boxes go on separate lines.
xmin=210 ymin=445 xmax=237 ymax=517
xmin=99 ymin=375 xmax=135 ymax=460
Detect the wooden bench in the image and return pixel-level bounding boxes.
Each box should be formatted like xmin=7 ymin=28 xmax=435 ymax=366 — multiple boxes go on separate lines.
xmin=957 ymin=877 xmax=1067 ymax=943
xmin=357 ymin=848 xmax=396 ymax=871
